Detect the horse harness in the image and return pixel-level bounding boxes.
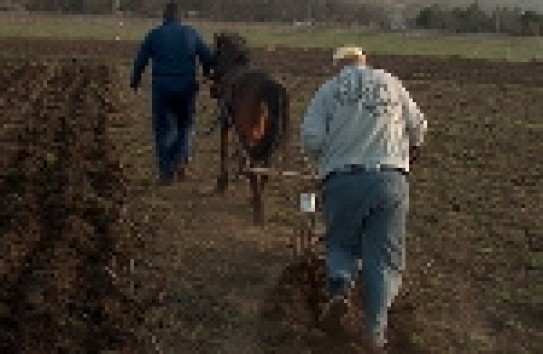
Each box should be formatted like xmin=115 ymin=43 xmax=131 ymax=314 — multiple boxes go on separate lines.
xmin=203 ymin=65 xmax=251 ymax=135
xmin=218 ymin=64 xmax=252 ymax=122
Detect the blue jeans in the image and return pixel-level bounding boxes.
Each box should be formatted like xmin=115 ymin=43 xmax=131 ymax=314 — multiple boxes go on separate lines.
xmin=151 ymin=79 xmax=197 ymax=181
xmin=322 ymin=170 xmax=409 ymax=346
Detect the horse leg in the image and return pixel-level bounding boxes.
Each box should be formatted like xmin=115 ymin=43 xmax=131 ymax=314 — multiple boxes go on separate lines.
xmin=235 ymin=142 xmax=247 ymax=181
xmin=216 ymin=108 xmax=230 ymax=193
xmin=236 ymin=149 xmax=243 ymax=180
xmin=280 ymin=84 xmax=290 ymax=162
xmin=249 ymin=170 xmax=264 ymax=225
xmin=260 ymin=158 xmax=270 ymax=189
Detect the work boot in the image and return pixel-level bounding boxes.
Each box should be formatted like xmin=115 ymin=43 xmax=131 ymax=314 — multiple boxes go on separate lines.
xmin=363 ymin=340 xmax=387 ymax=354
xmin=176 ymin=157 xmax=190 ymax=181
xmin=317 ymin=279 xmax=355 ymax=334
xmin=318 ymin=294 xmax=349 ymax=332
xmin=177 ymin=164 xmax=186 ymax=181
xmin=157 ymin=177 xmax=173 ymax=187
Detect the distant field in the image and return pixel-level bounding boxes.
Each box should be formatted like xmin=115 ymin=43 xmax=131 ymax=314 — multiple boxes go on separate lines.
xmin=0 ymin=12 xmax=542 ymax=62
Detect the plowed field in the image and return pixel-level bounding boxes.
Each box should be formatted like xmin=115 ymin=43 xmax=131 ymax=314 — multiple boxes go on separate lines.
xmin=0 ymin=38 xmax=541 ymax=353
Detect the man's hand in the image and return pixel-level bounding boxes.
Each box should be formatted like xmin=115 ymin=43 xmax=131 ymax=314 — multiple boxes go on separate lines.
xmin=202 ymin=69 xmax=215 ymax=87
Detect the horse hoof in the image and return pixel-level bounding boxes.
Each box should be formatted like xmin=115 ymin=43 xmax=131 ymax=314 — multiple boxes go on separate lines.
xmin=216 ymin=180 xmax=227 ymax=194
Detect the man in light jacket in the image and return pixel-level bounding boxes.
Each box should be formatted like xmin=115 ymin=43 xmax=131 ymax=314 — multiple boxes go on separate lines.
xmin=301 ymin=46 xmax=427 ymax=350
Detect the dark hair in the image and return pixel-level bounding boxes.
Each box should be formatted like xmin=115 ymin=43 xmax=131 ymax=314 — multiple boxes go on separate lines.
xmin=163 ymin=2 xmax=178 ymax=21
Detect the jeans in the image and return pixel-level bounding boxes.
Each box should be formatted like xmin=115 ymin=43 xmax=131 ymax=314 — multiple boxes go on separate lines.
xmin=322 ymin=169 xmax=409 ymax=346
xmin=151 ymin=79 xmax=197 ymax=181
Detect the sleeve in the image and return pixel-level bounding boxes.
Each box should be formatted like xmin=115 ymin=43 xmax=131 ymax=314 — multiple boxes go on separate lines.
xmin=301 ymin=87 xmax=328 ymax=160
xmin=194 ymin=31 xmax=215 ymax=78
xmin=130 ymin=31 xmax=153 ymax=89
xmin=398 ymin=79 xmax=427 ymax=146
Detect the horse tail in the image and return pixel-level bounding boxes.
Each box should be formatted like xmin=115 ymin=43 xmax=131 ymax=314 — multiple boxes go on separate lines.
xmin=252 ymin=76 xmax=288 ymax=162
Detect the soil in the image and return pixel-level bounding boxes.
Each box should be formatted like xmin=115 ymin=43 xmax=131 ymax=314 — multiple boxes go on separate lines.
xmin=0 ymin=39 xmax=541 ymax=353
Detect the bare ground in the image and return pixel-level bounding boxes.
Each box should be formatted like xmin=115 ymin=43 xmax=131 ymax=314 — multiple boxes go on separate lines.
xmin=112 ymin=65 xmax=542 ymax=353
xmin=0 ymin=43 xmax=541 ymax=353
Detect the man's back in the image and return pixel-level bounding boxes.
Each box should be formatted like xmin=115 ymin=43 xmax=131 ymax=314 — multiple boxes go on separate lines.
xmin=302 ymin=64 xmax=426 ymax=179
xmin=149 ymin=22 xmax=200 ymax=77
xmin=130 ymin=20 xmax=214 ymax=91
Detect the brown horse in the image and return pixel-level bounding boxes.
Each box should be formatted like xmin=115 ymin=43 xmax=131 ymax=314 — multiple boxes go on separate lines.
xmin=208 ymin=32 xmax=289 ymax=221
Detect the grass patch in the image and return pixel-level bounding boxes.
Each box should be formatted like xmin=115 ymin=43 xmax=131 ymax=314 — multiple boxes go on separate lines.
xmin=0 ymin=14 xmax=542 ymax=62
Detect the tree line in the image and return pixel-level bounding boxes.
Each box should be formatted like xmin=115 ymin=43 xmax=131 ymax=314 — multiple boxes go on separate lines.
xmin=20 ymin=0 xmax=394 ymax=26
xmin=415 ymin=3 xmax=542 ymax=36
xmin=13 ymin=0 xmax=543 ymax=36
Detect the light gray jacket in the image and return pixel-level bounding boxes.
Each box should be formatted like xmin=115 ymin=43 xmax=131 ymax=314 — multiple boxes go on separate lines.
xmin=301 ymin=64 xmax=427 ymax=180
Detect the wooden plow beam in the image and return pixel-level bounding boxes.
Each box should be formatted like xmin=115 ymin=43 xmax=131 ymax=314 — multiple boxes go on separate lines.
xmin=240 ymin=166 xmax=320 ymax=225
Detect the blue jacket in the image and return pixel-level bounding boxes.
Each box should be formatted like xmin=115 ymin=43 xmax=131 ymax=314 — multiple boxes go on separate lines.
xmin=130 ymin=19 xmax=215 ymax=92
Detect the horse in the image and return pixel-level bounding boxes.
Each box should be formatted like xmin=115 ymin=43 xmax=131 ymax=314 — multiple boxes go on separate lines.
xmin=207 ymin=31 xmax=290 ymax=223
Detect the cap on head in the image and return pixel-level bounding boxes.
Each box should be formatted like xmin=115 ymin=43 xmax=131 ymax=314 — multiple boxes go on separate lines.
xmin=333 ymin=46 xmax=366 ymax=65
xmin=163 ymin=2 xmax=178 ymax=21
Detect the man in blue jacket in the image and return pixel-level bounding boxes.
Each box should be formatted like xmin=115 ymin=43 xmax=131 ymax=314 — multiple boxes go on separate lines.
xmin=130 ymin=2 xmax=215 ymax=185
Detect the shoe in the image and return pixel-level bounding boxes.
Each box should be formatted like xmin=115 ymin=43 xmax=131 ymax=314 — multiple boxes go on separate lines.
xmin=176 ymin=157 xmax=191 ymax=181
xmin=318 ymin=295 xmax=347 ymax=322
xmin=317 ymin=294 xmax=349 ymax=332
xmin=176 ymin=164 xmax=187 ymax=181
xmin=318 ymin=277 xmax=357 ymax=320
xmin=156 ymin=173 xmax=174 ymax=186
xmin=157 ymin=178 xmax=173 ymax=186
xmin=354 ymin=331 xmax=387 ymax=354
xmin=373 ymin=339 xmax=387 ymax=352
